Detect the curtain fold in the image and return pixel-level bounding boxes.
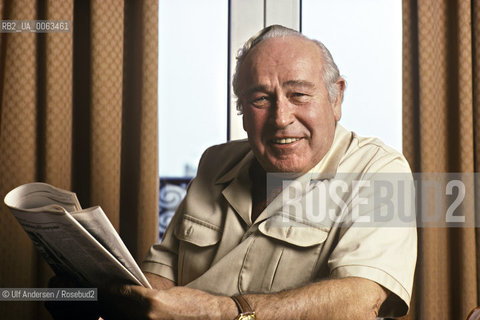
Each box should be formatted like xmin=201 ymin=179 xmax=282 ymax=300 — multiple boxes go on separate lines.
xmin=402 ymin=0 xmax=480 ymax=319
xmin=0 ymin=1 xmax=158 ymax=319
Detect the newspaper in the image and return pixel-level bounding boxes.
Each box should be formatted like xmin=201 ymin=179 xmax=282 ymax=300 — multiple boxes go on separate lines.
xmin=4 ymin=182 xmax=151 ymax=288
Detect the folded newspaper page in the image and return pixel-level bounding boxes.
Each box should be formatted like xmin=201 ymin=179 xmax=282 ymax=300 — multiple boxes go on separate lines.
xmin=4 ymin=183 xmax=151 ymax=288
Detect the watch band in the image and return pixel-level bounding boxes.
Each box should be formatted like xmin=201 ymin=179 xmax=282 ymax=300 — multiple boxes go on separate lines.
xmin=232 ymin=295 xmax=256 ymax=320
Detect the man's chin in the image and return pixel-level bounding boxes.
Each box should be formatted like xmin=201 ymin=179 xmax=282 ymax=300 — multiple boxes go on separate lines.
xmin=262 ymin=159 xmax=309 ymax=175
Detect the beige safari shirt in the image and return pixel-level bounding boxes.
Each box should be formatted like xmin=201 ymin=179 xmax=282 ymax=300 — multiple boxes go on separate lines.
xmin=143 ymin=125 xmax=417 ymax=318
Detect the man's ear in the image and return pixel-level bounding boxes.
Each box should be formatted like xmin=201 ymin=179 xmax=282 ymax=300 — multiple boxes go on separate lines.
xmin=332 ymin=78 xmax=346 ymax=121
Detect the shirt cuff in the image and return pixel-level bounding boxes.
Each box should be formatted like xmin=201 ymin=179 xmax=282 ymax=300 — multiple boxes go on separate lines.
xmin=330 ymin=265 xmax=411 ymax=318
xmin=141 ymin=261 xmax=176 ymax=283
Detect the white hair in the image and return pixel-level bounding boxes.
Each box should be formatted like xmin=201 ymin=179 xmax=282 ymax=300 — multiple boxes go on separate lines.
xmin=232 ymin=25 xmax=344 ymax=113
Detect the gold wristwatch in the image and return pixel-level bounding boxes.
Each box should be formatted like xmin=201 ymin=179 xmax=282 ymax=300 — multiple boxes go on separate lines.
xmin=232 ymin=295 xmax=256 ymax=320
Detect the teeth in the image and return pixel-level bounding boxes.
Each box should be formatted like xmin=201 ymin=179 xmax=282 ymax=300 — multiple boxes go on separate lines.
xmin=273 ymin=138 xmax=301 ymax=144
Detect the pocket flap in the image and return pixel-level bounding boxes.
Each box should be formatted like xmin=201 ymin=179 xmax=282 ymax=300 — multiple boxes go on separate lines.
xmin=174 ymin=214 xmax=222 ymax=247
xmin=258 ymin=215 xmax=329 ymax=247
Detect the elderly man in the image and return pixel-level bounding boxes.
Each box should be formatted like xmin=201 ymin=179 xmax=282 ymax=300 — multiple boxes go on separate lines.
xmin=65 ymin=25 xmax=416 ymax=320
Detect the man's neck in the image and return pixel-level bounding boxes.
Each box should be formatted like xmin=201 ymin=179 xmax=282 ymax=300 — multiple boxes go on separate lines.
xmin=249 ymin=159 xmax=267 ymax=223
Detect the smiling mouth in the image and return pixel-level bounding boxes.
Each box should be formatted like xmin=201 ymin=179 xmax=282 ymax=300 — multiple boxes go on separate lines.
xmin=271 ymin=137 xmax=302 ymax=144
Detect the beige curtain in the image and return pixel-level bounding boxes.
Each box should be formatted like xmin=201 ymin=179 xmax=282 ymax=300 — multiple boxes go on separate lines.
xmin=402 ymin=0 xmax=480 ymax=319
xmin=0 ymin=0 xmax=158 ymax=319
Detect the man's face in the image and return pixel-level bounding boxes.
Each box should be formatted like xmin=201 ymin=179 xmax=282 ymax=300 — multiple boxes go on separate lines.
xmin=239 ymin=36 xmax=344 ymax=174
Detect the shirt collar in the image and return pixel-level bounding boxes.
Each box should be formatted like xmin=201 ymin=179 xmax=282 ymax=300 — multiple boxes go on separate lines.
xmin=215 ymin=148 xmax=255 ymax=185
xmin=306 ymin=123 xmax=352 ymax=181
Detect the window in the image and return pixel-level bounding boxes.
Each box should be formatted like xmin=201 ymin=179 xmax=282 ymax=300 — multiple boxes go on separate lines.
xmin=158 ymin=0 xmax=228 ymax=237
xmin=158 ymin=0 xmax=228 ymax=178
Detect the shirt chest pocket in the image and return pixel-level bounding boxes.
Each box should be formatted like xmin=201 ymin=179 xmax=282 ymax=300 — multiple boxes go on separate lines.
xmin=174 ymin=214 xmax=222 ymax=285
xmin=239 ymin=218 xmax=330 ymax=293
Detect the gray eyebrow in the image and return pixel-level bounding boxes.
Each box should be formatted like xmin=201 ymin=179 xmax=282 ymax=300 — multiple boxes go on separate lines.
xmin=241 ymin=80 xmax=316 ymax=96
xmin=244 ymin=85 xmax=269 ymax=94
xmin=283 ymin=80 xmax=316 ymax=89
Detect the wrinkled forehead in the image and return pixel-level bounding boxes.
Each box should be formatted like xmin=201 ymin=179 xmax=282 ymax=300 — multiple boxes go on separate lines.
xmin=238 ymin=37 xmax=325 ymax=91
xmin=246 ymin=36 xmax=322 ymax=65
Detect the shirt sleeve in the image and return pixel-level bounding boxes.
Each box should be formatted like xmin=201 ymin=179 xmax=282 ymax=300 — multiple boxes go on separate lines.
xmin=141 ymin=202 xmax=183 ymax=283
xmin=329 ymin=227 xmax=417 ymax=317
xmin=141 ymin=145 xmax=222 ymax=283
xmin=328 ymin=157 xmax=417 ymax=318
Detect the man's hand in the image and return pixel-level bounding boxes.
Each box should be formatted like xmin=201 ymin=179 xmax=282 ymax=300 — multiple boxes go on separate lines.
xmin=99 ymin=285 xmax=237 ymax=320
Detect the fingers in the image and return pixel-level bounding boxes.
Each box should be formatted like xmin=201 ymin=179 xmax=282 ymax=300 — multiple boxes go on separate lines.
xmin=98 ymin=285 xmax=154 ymax=320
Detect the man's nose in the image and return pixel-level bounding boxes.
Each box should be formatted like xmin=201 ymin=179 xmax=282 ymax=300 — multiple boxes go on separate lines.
xmin=271 ymin=96 xmax=295 ymax=128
